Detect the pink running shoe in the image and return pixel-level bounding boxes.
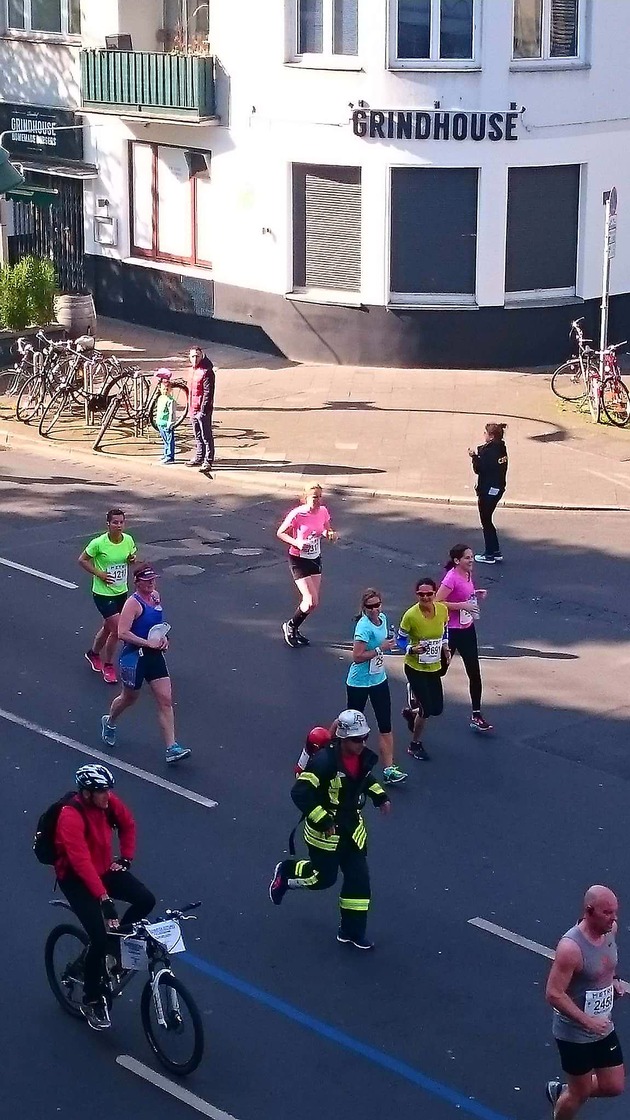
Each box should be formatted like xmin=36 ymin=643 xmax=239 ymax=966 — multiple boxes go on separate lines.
xmin=85 ymin=650 xmax=103 ymax=674
xmin=102 ymin=663 xmax=117 ymax=685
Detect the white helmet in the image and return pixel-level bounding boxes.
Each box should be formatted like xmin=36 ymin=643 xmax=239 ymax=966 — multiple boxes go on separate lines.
xmin=336 ymin=710 xmax=370 ymax=739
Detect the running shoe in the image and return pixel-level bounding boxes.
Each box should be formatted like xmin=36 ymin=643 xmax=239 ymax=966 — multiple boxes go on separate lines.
xmin=492 ymin=553 xmax=503 ymax=562
xmin=294 ymin=630 xmax=310 ymax=646
xmin=545 ymin=1080 xmax=565 ymax=1110
xmin=474 ymin=554 xmax=496 ymax=564
xmin=337 ymin=930 xmax=374 ymax=950
xmin=165 ymin=743 xmax=192 ymax=764
xmin=186 ymin=458 xmax=203 ymax=467
xmin=80 ymin=997 xmax=111 ymax=1031
xmin=470 ymin=714 xmax=493 ymax=733
xmin=407 ymin=742 xmax=430 ymax=761
xmin=102 ymin=663 xmax=117 ymax=685
xmin=269 ymin=861 xmax=289 ymax=905
xmin=101 ymin=715 xmax=116 ymax=748
xmin=383 ymin=764 xmax=408 ymax=784
xmin=401 ymin=706 xmax=416 ymax=733
xmin=282 ymin=621 xmax=299 ymax=648
xmin=85 ymin=650 xmax=103 ymax=674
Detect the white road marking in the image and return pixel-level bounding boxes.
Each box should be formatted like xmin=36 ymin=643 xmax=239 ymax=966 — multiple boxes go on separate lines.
xmin=584 ymin=469 xmax=630 ymax=493
xmin=116 ymin=1056 xmax=238 ymax=1119
xmin=0 ymin=708 xmax=217 ymax=808
xmin=468 ymin=917 xmax=555 ymax=959
xmin=0 ymin=556 xmax=78 ymax=589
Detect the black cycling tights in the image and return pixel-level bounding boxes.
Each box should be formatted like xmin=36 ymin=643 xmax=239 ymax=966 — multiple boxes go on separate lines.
xmin=59 ymin=870 xmax=155 ymax=1001
xmin=448 ymin=624 xmax=482 ymax=711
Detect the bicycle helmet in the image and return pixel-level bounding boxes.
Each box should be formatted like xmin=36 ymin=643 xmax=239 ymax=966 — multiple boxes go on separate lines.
xmin=75 ymin=764 xmax=115 ymax=791
xmin=336 ymin=710 xmax=370 ymax=739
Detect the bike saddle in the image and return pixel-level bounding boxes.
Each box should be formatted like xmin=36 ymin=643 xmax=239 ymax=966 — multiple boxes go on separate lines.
xmin=75 ymin=335 xmax=95 ymax=351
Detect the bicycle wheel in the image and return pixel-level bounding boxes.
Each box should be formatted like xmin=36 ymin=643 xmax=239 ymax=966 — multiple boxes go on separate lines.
xmin=16 ymin=375 xmax=46 ymax=422
xmin=551 ymin=360 xmax=587 ymax=402
xmin=39 ymin=387 xmax=71 ymax=437
xmin=45 ymin=923 xmax=88 ymax=1019
xmin=601 ymin=377 xmax=630 ymax=427
xmin=141 ymin=973 xmax=204 ymax=1076
xmin=149 ymin=381 xmax=190 ymax=431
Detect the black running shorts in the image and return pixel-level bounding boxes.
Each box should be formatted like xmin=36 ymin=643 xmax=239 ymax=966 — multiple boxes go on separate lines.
xmin=555 ymin=1030 xmax=624 ymax=1076
xmin=404 ymin=665 xmax=444 ymax=718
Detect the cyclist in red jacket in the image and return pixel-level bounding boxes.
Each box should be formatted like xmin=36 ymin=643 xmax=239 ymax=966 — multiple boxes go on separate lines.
xmin=54 ymin=764 xmax=155 ymax=1030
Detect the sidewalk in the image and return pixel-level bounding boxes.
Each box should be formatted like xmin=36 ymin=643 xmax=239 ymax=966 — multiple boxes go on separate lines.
xmin=2 ymin=316 xmax=630 ymax=510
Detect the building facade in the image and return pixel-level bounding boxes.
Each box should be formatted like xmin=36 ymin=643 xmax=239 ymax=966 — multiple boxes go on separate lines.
xmin=0 ymin=0 xmax=629 ymax=366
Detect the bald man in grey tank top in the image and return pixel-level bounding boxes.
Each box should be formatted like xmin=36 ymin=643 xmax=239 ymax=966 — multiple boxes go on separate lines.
xmin=545 ymin=885 xmax=625 ymax=1119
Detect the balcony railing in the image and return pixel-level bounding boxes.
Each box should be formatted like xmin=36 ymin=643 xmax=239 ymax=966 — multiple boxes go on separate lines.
xmin=80 ymin=50 xmax=216 ymax=122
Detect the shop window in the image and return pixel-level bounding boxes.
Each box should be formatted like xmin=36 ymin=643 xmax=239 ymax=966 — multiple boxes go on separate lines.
xmin=505 ymin=165 xmax=579 ymax=296
xmin=392 ymin=0 xmax=476 ymax=64
xmin=513 ymin=0 xmax=580 ymax=60
xmin=293 ymin=0 xmax=358 ymax=57
xmin=390 ymin=168 xmax=478 ymax=301
xmin=129 ymin=141 xmax=212 ymax=268
xmin=292 ymin=164 xmax=361 ymax=292
xmin=6 ymin=0 xmax=81 ymax=34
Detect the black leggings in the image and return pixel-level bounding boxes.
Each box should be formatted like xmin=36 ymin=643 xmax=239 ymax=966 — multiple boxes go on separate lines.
xmin=59 ymin=870 xmax=155 ymax=1000
xmin=346 ymin=679 xmax=392 ymax=734
xmin=477 ymin=490 xmax=504 ymax=556
xmin=447 ymin=625 xmax=482 ymax=711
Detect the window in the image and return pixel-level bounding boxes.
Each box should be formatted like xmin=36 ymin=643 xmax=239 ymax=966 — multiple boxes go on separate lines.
xmin=6 ymin=0 xmax=81 ymax=34
xmin=505 ymin=165 xmax=580 ymax=296
xmin=295 ymin=0 xmax=358 ymax=57
xmin=513 ymin=0 xmax=579 ymax=60
xmin=293 ymin=165 xmax=361 ymax=293
xmin=393 ymin=0 xmax=475 ymax=64
xmin=129 ymin=141 xmax=212 ymax=268
xmin=390 ymin=168 xmax=478 ymax=300
xmin=162 ymin=0 xmax=209 ymax=51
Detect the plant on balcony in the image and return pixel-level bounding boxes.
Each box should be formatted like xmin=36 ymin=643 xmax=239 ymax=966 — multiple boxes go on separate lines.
xmin=163 ymin=27 xmax=211 ymax=54
xmin=0 ymin=256 xmax=57 ymax=331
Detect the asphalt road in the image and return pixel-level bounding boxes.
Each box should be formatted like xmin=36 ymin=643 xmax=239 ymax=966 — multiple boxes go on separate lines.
xmin=2 ymin=443 xmax=630 ymax=1120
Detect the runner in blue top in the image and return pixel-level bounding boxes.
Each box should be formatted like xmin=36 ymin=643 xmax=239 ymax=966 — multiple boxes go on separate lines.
xmin=100 ymin=565 xmax=190 ymax=764
xmin=346 ymin=588 xmax=407 ymax=786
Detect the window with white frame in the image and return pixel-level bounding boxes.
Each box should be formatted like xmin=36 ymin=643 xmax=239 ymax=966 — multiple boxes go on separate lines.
xmin=6 ymin=0 xmax=81 ymax=34
xmin=393 ymin=0 xmax=476 ymax=64
xmin=505 ymin=165 xmax=580 ymax=296
xmin=294 ymin=0 xmax=358 ymax=57
xmin=513 ymin=0 xmax=580 ymax=60
xmin=130 ymin=141 xmax=213 ymax=268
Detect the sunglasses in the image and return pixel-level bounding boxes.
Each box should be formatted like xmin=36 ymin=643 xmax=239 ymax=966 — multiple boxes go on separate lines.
xmin=417 ymin=591 xmax=434 ymax=598
xmin=364 ymin=601 xmax=381 ymax=609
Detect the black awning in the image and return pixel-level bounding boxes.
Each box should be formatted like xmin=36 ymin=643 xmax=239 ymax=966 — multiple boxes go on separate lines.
xmin=15 ymin=156 xmax=98 ymax=179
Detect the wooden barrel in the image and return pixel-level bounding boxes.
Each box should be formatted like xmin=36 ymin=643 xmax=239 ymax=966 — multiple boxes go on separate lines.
xmin=54 ymin=293 xmax=97 ymax=339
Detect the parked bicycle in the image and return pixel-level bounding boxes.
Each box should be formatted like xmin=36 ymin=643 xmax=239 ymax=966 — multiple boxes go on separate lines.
xmin=45 ymin=898 xmax=204 ymax=1075
xmin=37 ymin=339 xmax=127 ymax=437
xmin=551 ymin=319 xmax=630 ymax=426
xmin=93 ymin=368 xmax=189 ymax=451
xmin=14 ymin=333 xmax=69 ymax=422
xmin=551 ymin=319 xmax=598 ymax=404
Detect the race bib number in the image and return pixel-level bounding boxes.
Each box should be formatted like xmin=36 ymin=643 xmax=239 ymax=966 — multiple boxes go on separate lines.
xmin=418 ymin=638 xmax=442 ymax=665
xmin=369 ymin=650 xmax=384 ymax=675
xmin=584 ymin=985 xmax=614 ymax=1018
xmin=299 ymin=534 xmax=321 ymax=559
xmin=106 ymin=562 xmax=127 ymax=584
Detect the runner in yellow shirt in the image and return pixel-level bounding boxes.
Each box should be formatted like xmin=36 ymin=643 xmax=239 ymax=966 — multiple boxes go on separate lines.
xmin=78 ymin=509 xmax=137 ymax=684
xmin=397 ymin=578 xmax=450 ymax=762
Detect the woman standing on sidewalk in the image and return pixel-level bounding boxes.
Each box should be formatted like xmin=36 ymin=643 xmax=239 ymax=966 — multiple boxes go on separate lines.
xmin=436 ymin=545 xmax=492 ymax=733
xmin=468 ymin=422 xmax=508 ymax=564
xmin=346 ymin=588 xmax=407 ymax=786
xmin=277 ymin=484 xmax=337 ymax=647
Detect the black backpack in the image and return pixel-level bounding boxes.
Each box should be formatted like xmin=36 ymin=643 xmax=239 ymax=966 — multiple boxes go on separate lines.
xmin=33 ymin=791 xmax=85 ymax=865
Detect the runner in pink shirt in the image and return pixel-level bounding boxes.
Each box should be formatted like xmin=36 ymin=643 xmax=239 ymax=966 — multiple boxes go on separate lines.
xmin=435 ymin=543 xmax=493 ymax=734
xmin=276 ymin=483 xmax=338 ymax=647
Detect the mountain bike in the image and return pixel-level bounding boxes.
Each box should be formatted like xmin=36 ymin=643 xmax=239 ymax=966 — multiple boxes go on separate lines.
xmin=585 ymin=341 xmax=630 ymax=426
xmin=551 ymin=319 xmax=598 ymax=403
xmin=45 ymin=899 xmax=204 ymax=1075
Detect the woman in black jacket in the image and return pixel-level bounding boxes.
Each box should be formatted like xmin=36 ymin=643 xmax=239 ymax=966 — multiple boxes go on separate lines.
xmin=468 ymin=423 xmax=508 ymax=564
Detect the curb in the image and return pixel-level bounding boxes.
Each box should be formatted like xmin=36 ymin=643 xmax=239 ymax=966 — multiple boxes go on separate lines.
xmin=0 ymin=423 xmax=628 ymax=514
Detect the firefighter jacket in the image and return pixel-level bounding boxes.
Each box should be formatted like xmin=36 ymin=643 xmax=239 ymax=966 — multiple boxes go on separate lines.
xmin=291 ymin=742 xmax=389 ymax=852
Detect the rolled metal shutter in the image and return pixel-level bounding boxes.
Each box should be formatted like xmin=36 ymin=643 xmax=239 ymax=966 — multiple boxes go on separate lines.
xmin=304 ymin=167 xmax=361 ymax=292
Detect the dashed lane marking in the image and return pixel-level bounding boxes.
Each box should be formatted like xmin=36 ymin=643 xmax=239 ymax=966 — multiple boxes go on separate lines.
xmin=116 ymin=1056 xmax=238 ymax=1119
xmin=0 ymin=556 xmax=78 ymax=588
xmin=0 ymin=707 xmax=217 ymax=808
xmin=468 ymin=917 xmax=554 ymax=959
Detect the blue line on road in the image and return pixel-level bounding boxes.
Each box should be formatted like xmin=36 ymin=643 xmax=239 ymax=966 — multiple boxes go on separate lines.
xmin=182 ymin=952 xmax=513 ymax=1120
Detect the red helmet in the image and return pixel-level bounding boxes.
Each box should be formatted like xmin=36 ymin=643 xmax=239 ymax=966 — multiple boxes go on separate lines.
xmin=306 ymin=726 xmax=331 ymax=749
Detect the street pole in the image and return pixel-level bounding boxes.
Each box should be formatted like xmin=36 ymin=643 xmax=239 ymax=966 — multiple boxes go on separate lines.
xmin=600 ymin=187 xmax=617 ymax=381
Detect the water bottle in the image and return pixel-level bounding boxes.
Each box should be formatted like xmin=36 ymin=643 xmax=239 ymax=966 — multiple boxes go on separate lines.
xmin=468 ymin=594 xmax=480 ymax=620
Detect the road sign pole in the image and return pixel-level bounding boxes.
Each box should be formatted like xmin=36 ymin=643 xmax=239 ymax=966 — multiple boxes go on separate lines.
xmin=600 ymin=187 xmax=617 ymax=382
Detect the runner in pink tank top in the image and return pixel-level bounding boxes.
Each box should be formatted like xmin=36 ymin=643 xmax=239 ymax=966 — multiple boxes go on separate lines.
xmin=276 ymin=483 xmax=338 ymax=648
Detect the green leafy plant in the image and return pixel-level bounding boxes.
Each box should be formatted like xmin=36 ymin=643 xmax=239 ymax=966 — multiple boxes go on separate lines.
xmin=0 ymin=256 xmax=57 ymax=331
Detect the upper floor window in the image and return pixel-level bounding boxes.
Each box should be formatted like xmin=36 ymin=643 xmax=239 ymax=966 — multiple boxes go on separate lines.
xmin=295 ymin=0 xmax=358 ymax=57
xmin=7 ymin=0 xmax=81 ymax=34
xmin=394 ymin=0 xmax=475 ymax=64
xmin=162 ymin=0 xmax=209 ymax=52
xmin=513 ymin=0 xmax=580 ymax=60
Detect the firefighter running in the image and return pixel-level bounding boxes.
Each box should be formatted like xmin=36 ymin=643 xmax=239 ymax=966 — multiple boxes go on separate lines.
xmin=268 ymin=709 xmax=391 ymax=950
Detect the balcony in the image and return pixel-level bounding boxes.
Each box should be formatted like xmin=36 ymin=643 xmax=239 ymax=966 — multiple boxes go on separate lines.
xmin=80 ymin=50 xmax=217 ymax=124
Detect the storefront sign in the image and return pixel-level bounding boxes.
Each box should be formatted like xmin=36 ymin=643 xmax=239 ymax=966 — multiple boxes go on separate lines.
xmin=0 ymin=102 xmax=83 ymax=160
xmin=352 ymin=108 xmax=519 ymax=142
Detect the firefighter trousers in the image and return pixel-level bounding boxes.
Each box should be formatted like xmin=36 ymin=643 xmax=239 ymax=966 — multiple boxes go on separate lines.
xmin=284 ymin=831 xmax=371 ymax=938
